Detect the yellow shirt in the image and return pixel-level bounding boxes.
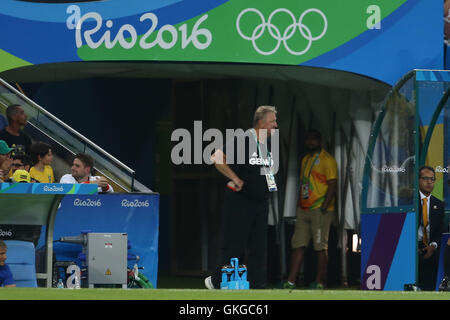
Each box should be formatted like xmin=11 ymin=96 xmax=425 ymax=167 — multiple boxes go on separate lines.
xmin=299 ymin=149 xmax=337 ymax=211
xmin=29 ymin=165 xmax=55 ymax=183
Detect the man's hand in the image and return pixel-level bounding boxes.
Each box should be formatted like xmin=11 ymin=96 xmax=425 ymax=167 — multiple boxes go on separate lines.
xmin=422 ymin=245 xmax=436 ymax=259
xmin=231 ymin=178 xmax=244 ymax=191
xmin=211 ymin=149 xmax=244 ymax=191
xmin=95 ymin=176 xmax=109 ymax=188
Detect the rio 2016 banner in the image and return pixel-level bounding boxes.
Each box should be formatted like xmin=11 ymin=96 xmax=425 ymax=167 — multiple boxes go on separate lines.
xmin=0 ymin=0 xmax=442 ymax=85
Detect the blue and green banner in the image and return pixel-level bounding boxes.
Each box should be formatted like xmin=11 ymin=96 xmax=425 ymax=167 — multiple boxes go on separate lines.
xmin=0 ymin=0 xmax=442 ymax=85
xmin=0 ymin=182 xmax=97 ymax=194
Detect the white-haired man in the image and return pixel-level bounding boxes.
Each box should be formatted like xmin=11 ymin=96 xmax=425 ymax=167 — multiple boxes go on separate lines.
xmin=205 ymin=105 xmax=278 ymax=290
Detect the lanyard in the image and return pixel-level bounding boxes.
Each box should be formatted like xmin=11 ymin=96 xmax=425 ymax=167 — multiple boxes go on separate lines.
xmin=250 ymin=129 xmax=271 ymax=165
xmin=302 ymin=151 xmax=320 ymax=180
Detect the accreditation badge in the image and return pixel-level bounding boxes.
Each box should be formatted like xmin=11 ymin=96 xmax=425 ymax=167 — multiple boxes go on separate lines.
xmin=265 ymin=173 xmax=277 ymax=192
xmin=301 ymin=183 xmax=309 ymax=199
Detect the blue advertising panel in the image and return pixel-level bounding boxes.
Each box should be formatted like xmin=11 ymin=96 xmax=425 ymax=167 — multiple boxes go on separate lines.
xmin=51 ymin=193 xmax=159 ymax=288
xmin=0 ymin=182 xmax=97 ymax=194
xmin=361 ymin=212 xmax=416 ymax=290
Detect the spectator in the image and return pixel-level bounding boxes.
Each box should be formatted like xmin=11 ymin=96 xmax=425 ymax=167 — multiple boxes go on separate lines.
xmin=0 ymin=240 xmax=15 ymax=287
xmin=10 ymin=153 xmax=31 ymax=174
xmin=0 ymin=140 xmax=13 ymax=183
xmin=29 ymin=141 xmax=54 ymax=183
xmin=60 ymin=153 xmax=113 ymax=193
xmin=284 ymin=129 xmax=337 ymax=289
xmin=0 ymin=104 xmax=32 ymax=156
xmin=0 ymin=146 xmax=37 ymax=248
xmin=4 ymin=153 xmax=32 ymax=182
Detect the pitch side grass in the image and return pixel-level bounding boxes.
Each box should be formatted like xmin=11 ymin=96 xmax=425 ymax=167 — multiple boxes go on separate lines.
xmin=0 ymin=288 xmax=450 ymax=300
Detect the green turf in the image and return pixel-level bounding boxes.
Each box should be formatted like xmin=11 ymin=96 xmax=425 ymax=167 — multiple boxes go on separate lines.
xmin=1 ymin=288 xmax=450 ymax=300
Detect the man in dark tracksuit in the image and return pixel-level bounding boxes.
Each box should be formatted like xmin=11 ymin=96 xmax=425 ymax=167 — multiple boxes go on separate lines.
xmin=205 ymin=106 xmax=278 ymax=289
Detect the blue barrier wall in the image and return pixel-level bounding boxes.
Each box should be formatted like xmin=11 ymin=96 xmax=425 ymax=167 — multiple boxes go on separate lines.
xmin=361 ymin=212 xmax=416 ymax=290
xmin=48 ymin=193 xmax=159 ymax=288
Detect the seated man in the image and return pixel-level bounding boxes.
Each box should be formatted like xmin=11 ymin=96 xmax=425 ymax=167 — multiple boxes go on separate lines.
xmin=60 ymin=153 xmax=114 ymax=193
xmin=0 ymin=240 xmax=16 ymax=287
xmin=417 ymin=166 xmax=444 ymax=290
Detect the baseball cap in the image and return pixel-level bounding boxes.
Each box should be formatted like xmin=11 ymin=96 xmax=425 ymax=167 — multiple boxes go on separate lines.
xmin=0 ymin=140 xmax=13 ymax=155
xmin=12 ymin=169 xmax=31 ymax=183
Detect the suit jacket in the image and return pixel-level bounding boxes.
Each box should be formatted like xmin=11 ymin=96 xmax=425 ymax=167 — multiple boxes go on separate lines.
xmin=418 ymin=194 xmax=445 ymax=247
xmin=418 ymin=194 xmax=445 ymax=290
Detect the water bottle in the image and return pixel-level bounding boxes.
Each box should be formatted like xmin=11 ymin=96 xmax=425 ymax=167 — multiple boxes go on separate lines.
xmin=57 ymin=279 xmax=64 ymax=289
xmin=133 ymin=264 xmax=139 ymax=280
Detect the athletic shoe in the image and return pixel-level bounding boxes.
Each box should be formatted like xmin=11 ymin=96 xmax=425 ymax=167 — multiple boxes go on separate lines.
xmin=439 ymin=276 xmax=450 ymax=291
xmin=404 ymin=284 xmax=421 ymax=291
xmin=282 ymin=281 xmax=296 ymax=290
xmin=309 ymin=281 xmax=324 ymax=290
xmin=204 ymin=276 xmax=215 ymax=289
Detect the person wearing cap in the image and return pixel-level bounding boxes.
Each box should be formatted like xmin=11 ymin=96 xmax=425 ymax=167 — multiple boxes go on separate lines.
xmin=10 ymin=153 xmax=31 ymax=175
xmin=12 ymin=169 xmax=31 ymax=183
xmin=0 ymin=140 xmax=13 ymax=183
xmin=0 ymin=168 xmax=40 ymax=247
xmin=60 ymin=153 xmax=113 ymax=193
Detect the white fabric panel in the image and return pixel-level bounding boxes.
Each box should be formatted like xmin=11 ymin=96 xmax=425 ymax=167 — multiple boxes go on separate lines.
xmin=230 ymin=78 xmax=387 ymax=234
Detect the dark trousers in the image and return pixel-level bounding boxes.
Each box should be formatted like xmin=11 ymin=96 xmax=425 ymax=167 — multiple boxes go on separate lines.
xmin=211 ymin=189 xmax=269 ymax=289
xmin=418 ymin=242 xmax=439 ymax=291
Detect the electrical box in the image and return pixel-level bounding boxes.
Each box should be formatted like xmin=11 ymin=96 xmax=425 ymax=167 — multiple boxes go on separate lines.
xmin=86 ymin=233 xmax=128 ymax=288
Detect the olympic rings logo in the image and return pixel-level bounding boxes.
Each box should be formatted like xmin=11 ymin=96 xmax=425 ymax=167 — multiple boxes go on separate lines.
xmin=236 ymin=8 xmax=328 ymax=56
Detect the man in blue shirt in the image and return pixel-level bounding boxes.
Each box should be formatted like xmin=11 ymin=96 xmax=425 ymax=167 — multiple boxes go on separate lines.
xmin=0 ymin=240 xmax=15 ymax=287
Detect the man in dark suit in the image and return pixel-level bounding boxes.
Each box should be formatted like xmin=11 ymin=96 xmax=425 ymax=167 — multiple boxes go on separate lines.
xmin=418 ymin=166 xmax=445 ymax=290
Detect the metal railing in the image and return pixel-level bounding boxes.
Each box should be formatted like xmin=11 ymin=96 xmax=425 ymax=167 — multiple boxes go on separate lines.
xmin=0 ymin=77 xmax=146 ymax=192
